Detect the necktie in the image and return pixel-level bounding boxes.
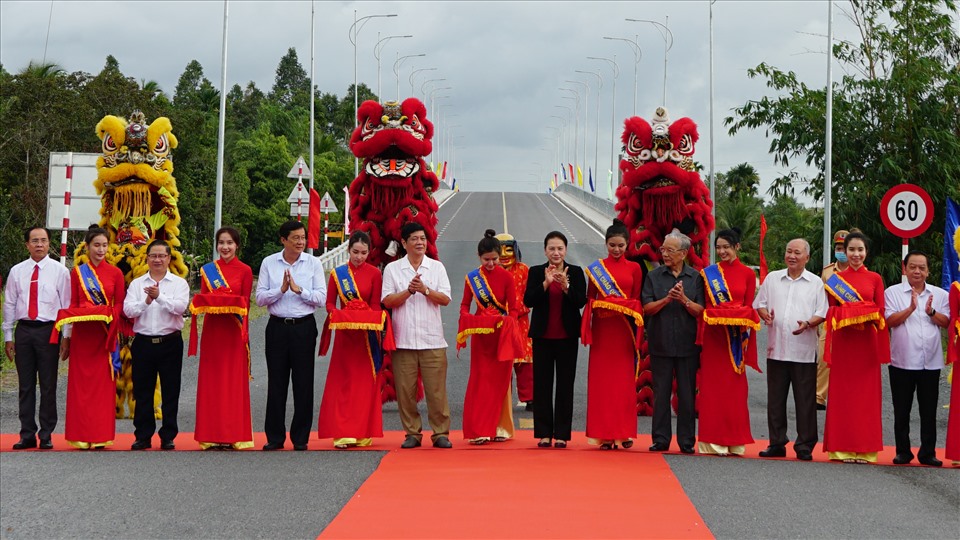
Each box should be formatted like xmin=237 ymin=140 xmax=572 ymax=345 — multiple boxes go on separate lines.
xmin=28 ymin=264 xmax=39 ymax=320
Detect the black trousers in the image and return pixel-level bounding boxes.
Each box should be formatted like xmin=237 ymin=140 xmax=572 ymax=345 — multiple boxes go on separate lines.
xmin=888 ymin=365 xmax=940 ymax=459
xmin=14 ymin=322 xmax=59 ymax=440
xmin=650 ymin=353 xmax=699 ymax=449
xmin=532 ymin=337 xmax=578 ymax=441
xmin=766 ymin=358 xmax=818 ymax=454
xmin=264 ymin=316 xmax=318 ymax=446
xmin=131 ymin=332 xmax=183 ymax=442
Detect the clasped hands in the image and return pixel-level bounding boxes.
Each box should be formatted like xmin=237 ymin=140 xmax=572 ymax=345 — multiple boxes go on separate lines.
xmin=280 ymin=269 xmax=303 ymax=295
xmin=759 ymin=308 xmax=811 ymax=335
xmin=407 ymin=273 xmax=427 ymax=295
xmin=544 ymin=265 xmax=569 ymax=292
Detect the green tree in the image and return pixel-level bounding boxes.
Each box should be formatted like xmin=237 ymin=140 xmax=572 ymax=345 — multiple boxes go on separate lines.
xmin=725 ymin=0 xmax=960 ymax=285
xmin=269 ymin=48 xmax=310 ymax=109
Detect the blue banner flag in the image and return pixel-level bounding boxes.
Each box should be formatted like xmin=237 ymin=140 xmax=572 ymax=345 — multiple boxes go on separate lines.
xmin=560 ymin=164 xmax=567 ymax=180
xmin=451 ymin=177 xmax=457 ymax=190
xmin=588 ymin=168 xmax=594 ymax=193
xmin=943 ymin=197 xmax=960 ymax=289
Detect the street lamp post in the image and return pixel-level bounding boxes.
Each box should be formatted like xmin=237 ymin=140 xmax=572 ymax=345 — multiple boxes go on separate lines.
xmin=559 ymin=92 xmax=579 ymax=185
xmin=349 ymin=10 xmax=397 ymax=176
xmin=549 ymin=115 xmax=568 ymax=176
xmin=393 ymin=53 xmax=425 ymax=101
xmin=626 ymin=16 xmax=673 ymax=108
xmin=603 ymin=35 xmax=641 ymax=115
xmin=420 ymin=78 xmax=447 ymax=100
xmin=409 ymin=67 xmax=436 ymax=97
xmin=374 ymin=33 xmax=411 ymax=99
xmin=566 ymin=80 xmax=590 ymax=190
xmin=588 ymin=56 xmax=619 ymax=199
xmin=576 ymin=70 xmax=602 ymax=191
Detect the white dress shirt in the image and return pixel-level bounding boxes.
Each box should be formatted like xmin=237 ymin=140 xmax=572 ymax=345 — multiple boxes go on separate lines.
xmin=3 ymin=255 xmax=72 ymax=341
xmin=884 ymin=282 xmax=949 ymax=370
xmin=381 ymin=255 xmax=451 ymax=350
xmin=255 ymin=251 xmax=326 ymax=318
xmin=753 ymin=268 xmax=828 ymax=363
xmin=123 ymin=271 xmax=190 ymax=336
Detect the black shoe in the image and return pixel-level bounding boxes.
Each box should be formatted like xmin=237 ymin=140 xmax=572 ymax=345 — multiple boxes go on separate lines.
xmin=759 ymin=446 xmax=787 ymax=458
xmin=12 ymin=438 xmax=36 ymax=450
xmin=918 ymin=456 xmax=942 ymax=467
xmin=553 ymin=440 xmax=567 ymax=449
xmin=432 ymin=436 xmax=453 ymax=449
xmin=537 ymin=438 xmax=552 ymax=448
xmin=38 ymin=439 xmax=53 ymax=450
xmin=131 ymin=439 xmax=151 ymax=451
xmin=621 ymin=439 xmax=634 ymax=449
xmin=796 ymin=451 xmax=813 ymax=461
xmin=400 ymin=436 xmax=421 ymax=449
xmin=680 ymin=446 xmax=695 ymax=454
xmin=293 ymin=443 xmax=308 ymax=451
xmin=892 ymin=453 xmax=914 ymax=465
xmin=648 ymin=442 xmax=669 ymax=452
xmin=524 ymin=401 xmax=534 ymax=411
xmin=816 ymin=403 xmax=826 ymax=411
xmin=262 ymin=441 xmax=284 ymax=451
xmin=160 ymin=440 xmax=175 ymax=451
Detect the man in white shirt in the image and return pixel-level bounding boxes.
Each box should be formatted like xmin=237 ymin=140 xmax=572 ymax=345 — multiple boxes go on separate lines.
xmin=382 ymin=222 xmax=453 ymax=449
xmin=753 ymin=238 xmax=828 ymax=461
xmin=255 ymin=221 xmax=326 ymax=451
xmin=3 ymin=227 xmax=71 ymax=450
xmin=884 ymin=251 xmax=950 ymax=467
xmin=123 ymin=240 xmax=190 ymax=450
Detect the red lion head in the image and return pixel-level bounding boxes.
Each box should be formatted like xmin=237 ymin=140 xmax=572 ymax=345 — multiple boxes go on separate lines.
xmin=615 ymin=107 xmax=714 ymax=269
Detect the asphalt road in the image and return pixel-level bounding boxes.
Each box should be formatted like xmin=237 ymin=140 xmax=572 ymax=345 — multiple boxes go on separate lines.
xmin=1 ymin=191 xmax=957 ymax=539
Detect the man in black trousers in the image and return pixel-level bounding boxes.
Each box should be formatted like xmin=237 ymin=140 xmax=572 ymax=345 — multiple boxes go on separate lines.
xmin=3 ymin=227 xmax=71 ymax=450
xmin=641 ymin=229 xmax=705 ymax=454
xmin=255 ymin=221 xmax=326 ymax=451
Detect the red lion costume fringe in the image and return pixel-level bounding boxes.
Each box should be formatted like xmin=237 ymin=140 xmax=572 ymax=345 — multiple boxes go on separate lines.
xmin=615 ymin=107 xmax=715 ymax=415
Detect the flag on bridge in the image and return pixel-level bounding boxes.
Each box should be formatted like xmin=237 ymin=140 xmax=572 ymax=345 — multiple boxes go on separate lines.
xmin=451 ymin=177 xmax=457 ymax=191
xmin=943 ymin=197 xmax=960 ymax=289
xmin=588 ymin=168 xmax=594 ymax=193
xmin=577 ymin=166 xmax=583 ymax=188
xmin=561 ymin=164 xmax=567 ymax=181
xmin=568 ymin=164 xmax=575 ymax=184
xmin=440 ymin=161 xmax=448 ymax=180
xmin=607 ymin=170 xmax=614 ymax=200
xmin=759 ymin=214 xmax=769 ymax=283
xmin=307 ymin=188 xmax=322 ymax=249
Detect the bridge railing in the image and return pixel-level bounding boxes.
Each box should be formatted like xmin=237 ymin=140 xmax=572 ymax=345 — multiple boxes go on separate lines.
xmin=318 ymin=242 xmax=349 ymax=272
xmin=554 ymin=182 xmax=615 ymax=216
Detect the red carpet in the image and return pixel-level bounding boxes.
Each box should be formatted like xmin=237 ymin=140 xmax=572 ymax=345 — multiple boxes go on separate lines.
xmin=318 ymin=446 xmax=711 ymax=540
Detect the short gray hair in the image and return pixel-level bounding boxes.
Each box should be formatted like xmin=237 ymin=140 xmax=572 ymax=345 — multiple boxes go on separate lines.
xmin=665 ymin=228 xmax=691 ymax=250
xmin=788 ymin=238 xmax=811 ymax=256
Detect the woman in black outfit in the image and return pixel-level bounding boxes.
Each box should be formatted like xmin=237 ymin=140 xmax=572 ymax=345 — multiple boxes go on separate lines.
xmin=523 ymin=231 xmax=587 ymax=448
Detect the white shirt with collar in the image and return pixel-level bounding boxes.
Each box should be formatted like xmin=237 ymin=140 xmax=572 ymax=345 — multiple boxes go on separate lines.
xmin=255 ymin=251 xmax=326 ymax=318
xmin=3 ymin=255 xmax=72 ymax=341
xmin=123 ymin=270 xmax=190 ymax=336
xmin=381 ymin=255 xmax=451 ymax=350
xmin=753 ymin=268 xmax=828 ymax=363
xmin=884 ymin=282 xmax=949 ymax=370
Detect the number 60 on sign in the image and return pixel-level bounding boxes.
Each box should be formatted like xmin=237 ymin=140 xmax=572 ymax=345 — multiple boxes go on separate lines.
xmin=879 ymin=184 xmax=934 ymax=239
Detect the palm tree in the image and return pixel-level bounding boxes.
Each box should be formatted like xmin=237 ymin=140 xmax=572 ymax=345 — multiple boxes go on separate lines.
xmin=17 ymin=60 xmax=64 ymax=79
xmin=724 ymin=162 xmax=760 ymax=198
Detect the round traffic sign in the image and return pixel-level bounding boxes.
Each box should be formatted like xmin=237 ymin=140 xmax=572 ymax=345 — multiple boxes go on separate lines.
xmin=879 ymin=184 xmax=934 ymax=238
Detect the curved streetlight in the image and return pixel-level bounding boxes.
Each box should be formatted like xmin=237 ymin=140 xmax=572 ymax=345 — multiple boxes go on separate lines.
xmin=566 ymin=80 xmax=590 ymax=190
xmin=420 ymin=78 xmax=447 ymax=97
xmin=576 ymin=70 xmax=602 ymax=189
xmin=603 ymin=35 xmax=641 ymax=115
xmin=349 ymin=11 xmax=397 ymax=175
xmin=393 ymin=53 xmax=425 ymax=101
xmin=553 ymin=106 xmax=574 ymax=172
xmin=409 ymin=67 xmax=436 ymax=97
xmin=588 ymin=55 xmax=619 ymax=199
xmin=560 ymin=91 xmax=579 ymax=182
xmin=374 ymin=33 xmax=412 ymax=99
xmin=626 ymin=17 xmax=673 ymax=107
xmin=547 ymin=121 xmax=565 ymax=183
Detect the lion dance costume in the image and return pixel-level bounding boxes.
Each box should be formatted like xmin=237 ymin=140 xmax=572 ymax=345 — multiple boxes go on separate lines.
xmin=348 ymin=98 xmax=440 ymax=402
xmin=74 ymin=110 xmax=188 ymax=418
xmin=615 ymin=107 xmax=715 ymax=415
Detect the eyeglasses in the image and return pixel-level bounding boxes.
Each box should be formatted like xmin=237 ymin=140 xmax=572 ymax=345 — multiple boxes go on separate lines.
xmin=28 ymin=239 xmax=50 ymax=245
xmin=659 ymin=247 xmax=684 ymax=255
xmin=147 ymin=254 xmax=169 ymax=260
xmin=286 ymin=236 xmax=306 ymax=243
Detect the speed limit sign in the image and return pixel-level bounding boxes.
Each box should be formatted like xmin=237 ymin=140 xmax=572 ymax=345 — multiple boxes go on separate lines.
xmin=879 ymin=184 xmax=934 ymax=239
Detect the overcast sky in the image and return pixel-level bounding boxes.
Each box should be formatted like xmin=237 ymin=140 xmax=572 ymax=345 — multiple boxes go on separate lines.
xmin=2 ymin=1 xmax=861 ymax=200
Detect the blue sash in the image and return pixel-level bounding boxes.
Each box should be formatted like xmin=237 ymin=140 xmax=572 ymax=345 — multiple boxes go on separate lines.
xmin=824 ymin=273 xmax=863 ymax=304
xmin=333 ymin=264 xmax=384 ymax=372
xmin=466 ymin=268 xmax=507 ymax=315
xmin=702 ymin=264 xmax=751 ymax=373
xmin=200 ymin=261 xmax=230 ymax=292
xmin=586 ymin=260 xmax=624 ymax=298
xmin=76 ymin=263 xmax=120 ymax=374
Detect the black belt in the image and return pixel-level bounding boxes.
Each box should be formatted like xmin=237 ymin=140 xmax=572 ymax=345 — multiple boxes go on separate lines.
xmin=135 ymin=332 xmax=181 ymax=344
xmin=18 ymin=320 xmax=54 ymax=328
xmin=270 ymin=314 xmax=315 ymax=325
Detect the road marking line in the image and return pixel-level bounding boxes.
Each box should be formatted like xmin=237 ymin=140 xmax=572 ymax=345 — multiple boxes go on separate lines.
xmin=549 ymin=194 xmax=606 ymax=239
xmin=437 ymin=192 xmax=472 ymax=239
xmin=537 ymin=195 xmax=579 ymax=243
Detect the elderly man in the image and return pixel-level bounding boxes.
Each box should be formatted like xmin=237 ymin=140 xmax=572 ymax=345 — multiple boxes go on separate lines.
xmin=754 ymin=238 xmax=828 ymax=461
xmin=884 ymin=251 xmax=950 ymax=467
xmin=641 ymin=229 xmax=705 ymax=454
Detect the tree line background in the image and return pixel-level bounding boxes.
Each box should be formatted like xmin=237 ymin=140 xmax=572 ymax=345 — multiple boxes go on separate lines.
xmin=1 ymin=0 xmax=958 ymax=287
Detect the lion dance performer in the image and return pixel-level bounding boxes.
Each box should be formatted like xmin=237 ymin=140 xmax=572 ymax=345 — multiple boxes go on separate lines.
xmin=615 ymin=107 xmax=715 ymax=416
xmin=945 ymin=227 xmax=960 ymax=465
xmin=74 ymin=110 xmax=189 ymax=418
xmin=348 ymin=98 xmax=440 ymax=403
xmin=496 ymin=233 xmax=534 ymax=410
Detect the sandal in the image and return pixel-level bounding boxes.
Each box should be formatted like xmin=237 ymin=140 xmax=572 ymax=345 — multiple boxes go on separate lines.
xmin=621 ymin=439 xmax=634 ymax=449
xmin=470 ymin=438 xmax=489 ymax=445
xmin=554 ymin=440 xmax=567 ymax=449
xmin=599 ymin=442 xmax=614 ymax=450
xmin=493 ymin=436 xmax=508 ymax=442
xmin=537 ymin=438 xmax=552 ymax=448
